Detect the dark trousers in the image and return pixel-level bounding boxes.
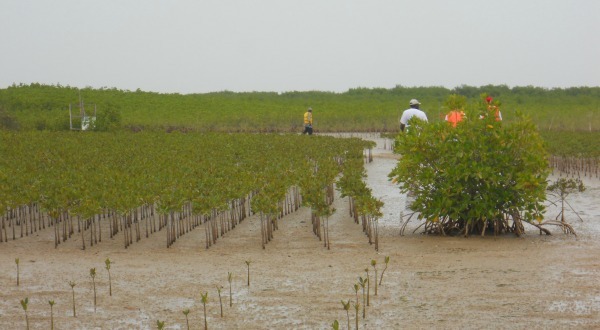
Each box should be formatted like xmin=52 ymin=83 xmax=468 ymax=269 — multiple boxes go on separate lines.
xmin=302 ymin=125 xmax=313 ymax=135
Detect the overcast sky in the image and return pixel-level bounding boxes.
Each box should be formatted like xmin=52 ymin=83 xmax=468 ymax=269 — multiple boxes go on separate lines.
xmin=2 ymin=0 xmax=599 ymax=94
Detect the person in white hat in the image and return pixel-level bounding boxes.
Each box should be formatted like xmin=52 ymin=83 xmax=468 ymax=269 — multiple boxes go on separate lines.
xmin=400 ymin=99 xmax=428 ymax=132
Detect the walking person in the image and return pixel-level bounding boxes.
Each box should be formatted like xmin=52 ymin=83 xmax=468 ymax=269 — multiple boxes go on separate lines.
xmin=302 ymin=107 xmax=313 ymax=135
xmin=400 ymin=99 xmax=428 ymax=132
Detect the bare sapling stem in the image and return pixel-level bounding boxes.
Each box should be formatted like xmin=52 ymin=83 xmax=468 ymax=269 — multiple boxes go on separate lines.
xmin=69 ymin=281 xmax=77 ymax=317
xmin=228 ymin=272 xmax=233 ymax=307
xmin=105 ymin=258 xmax=112 ymax=296
xmin=201 ymin=291 xmax=209 ymax=330
xmin=90 ymin=268 xmax=97 ymax=312
xmin=379 ymin=256 xmax=390 ymax=286
xmin=365 ymin=268 xmax=370 ymax=306
xmin=15 ymin=258 xmax=20 ymax=286
xmin=371 ymin=260 xmax=378 ymax=296
xmin=245 ymin=260 xmax=251 ymax=287
xmin=353 ymin=284 xmax=359 ymax=309
xmin=216 ymin=285 xmax=224 ymax=317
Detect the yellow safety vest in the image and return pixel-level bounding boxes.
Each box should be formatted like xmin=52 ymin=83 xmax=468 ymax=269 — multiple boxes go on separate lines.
xmin=304 ymin=112 xmax=313 ymax=125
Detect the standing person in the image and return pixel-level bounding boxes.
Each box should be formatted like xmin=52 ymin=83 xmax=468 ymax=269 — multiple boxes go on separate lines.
xmin=400 ymin=99 xmax=428 ymax=132
xmin=482 ymin=96 xmax=502 ymax=121
xmin=302 ymin=107 xmax=313 ymax=135
xmin=444 ymin=94 xmax=467 ymax=127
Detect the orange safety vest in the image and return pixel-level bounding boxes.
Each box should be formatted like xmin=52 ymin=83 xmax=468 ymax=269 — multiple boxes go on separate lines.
xmin=446 ymin=110 xmax=465 ymax=127
xmin=487 ymin=105 xmax=502 ymax=121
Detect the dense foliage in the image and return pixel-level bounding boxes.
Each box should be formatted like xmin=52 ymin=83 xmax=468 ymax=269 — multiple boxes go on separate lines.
xmin=0 ymin=131 xmax=378 ymax=248
xmin=1 ymin=83 xmax=599 ymax=134
xmin=389 ymin=101 xmax=554 ymax=236
xmin=540 ymin=131 xmax=600 ymax=158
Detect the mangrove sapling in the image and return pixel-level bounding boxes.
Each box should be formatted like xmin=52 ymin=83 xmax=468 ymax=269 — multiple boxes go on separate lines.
xmin=216 ymin=285 xmax=224 ymax=317
xmin=547 ymin=178 xmax=586 ymax=224
xmin=69 ymin=280 xmax=77 ymax=317
xmin=358 ymin=276 xmax=367 ymax=319
xmin=90 ymin=267 xmax=97 ymax=312
xmin=353 ymin=284 xmax=359 ymax=309
xmin=332 ymin=319 xmax=340 ymax=330
xmin=245 ymin=260 xmax=251 ymax=287
xmin=156 ymin=320 xmax=165 ymax=330
xmin=201 ymin=291 xmax=209 ymax=330
xmin=365 ymin=268 xmax=370 ymax=306
xmin=379 ymin=256 xmax=389 ymax=286
xmin=341 ymin=299 xmax=351 ymax=330
xmin=228 ymin=272 xmax=233 ymax=307
xmin=105 ymin=258 xmax=112 ymax=296
xmin=371 ymin=260 xmax=378 ymax=296
xmin=49 ymin=300 xmax=55 ymax=330
xmin=183 ymin=309 xmax=190 ymax=330
xmin=21 ymin=297 xmax=29 ymax=330
xmin=15 ymin=258 xmax=19 ymax=286
xmin=353 ymin=301 xmax=360 ymax=330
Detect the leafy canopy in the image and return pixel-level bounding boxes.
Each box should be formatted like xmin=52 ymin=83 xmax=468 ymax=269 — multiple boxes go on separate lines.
xmin=389 ymin=97 xmax=549 ymax=235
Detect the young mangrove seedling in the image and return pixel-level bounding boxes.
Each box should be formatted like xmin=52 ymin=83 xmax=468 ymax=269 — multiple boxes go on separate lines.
xmin=353 ymin=301 xmax=360 ymax=330
xmin=332 ymin=319 xmax=340 ymax=330
xmin=341 ymin=299 xmax=351 ymax=330
xmin=353 ymin=284 xmax=360 ymax=308
xmin=365 ymin=268 xmax=370 ymax=306
xmin=228 ymin=272 xmax=233 ymax=307
xmin=105 ymin=258 xmax=113 ymax=296
xmin=21 ymin=297 xmax=29 ymax=330
xmin=379 ymin=256 xmax=390 ymax=286
xmin=245 ymin=260 xmax=252 ymax=286
xmin=15 ymin=258 xmax=20 ymax=286
xmin=371 ymin=259 xmax=378 ymax=296
xmin=90 ymin=267 xmax=97 ymax=312
xmin=49 ymin=300 xmax=55 ymax=330
xmin=183 ymin=309 xmax=190 ymax=330
xmin=156 ymin=320 xmax=165 ymax=330
xmin=69 ymin=281 xmax=77 ymax=317
xmin=216 ymin=285 xmax=224 ymax=317
xmin=358 ymin=276 xmax=367 ymax=319
xmin=201 ymin=291 xmax=209 ymax=330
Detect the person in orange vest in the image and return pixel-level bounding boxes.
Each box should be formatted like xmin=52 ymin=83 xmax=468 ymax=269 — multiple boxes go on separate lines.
xmin=482 ymin=96 xmax=502 ymax=121
xmin=445 ymin=109 xmax=465 ymax=127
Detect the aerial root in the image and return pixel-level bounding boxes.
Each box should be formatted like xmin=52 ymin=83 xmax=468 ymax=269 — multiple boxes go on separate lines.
xmin=536 ymin=220 xmax=577 ymax=237
xmin=398 ymin=209 xmax=577 ymax=237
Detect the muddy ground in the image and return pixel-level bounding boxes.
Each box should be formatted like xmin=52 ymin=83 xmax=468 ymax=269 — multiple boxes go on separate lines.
xmin=1 ymin=134 xmax=599 ymax=329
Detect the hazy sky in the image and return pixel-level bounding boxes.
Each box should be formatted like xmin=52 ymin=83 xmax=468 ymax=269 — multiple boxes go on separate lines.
xmin=2 ymin=0 xmax=599 ymax=94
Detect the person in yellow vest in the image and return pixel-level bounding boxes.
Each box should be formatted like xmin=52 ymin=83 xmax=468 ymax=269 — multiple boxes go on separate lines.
xmin=302 ymin=107 xmax=313 ymax=135
xmin=445 ymin=109 xmax=465 ymax=127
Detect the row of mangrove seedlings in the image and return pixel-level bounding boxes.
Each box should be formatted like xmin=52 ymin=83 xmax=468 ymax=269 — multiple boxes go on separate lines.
xmin=0 ymin=131 xmax=383 ymax=250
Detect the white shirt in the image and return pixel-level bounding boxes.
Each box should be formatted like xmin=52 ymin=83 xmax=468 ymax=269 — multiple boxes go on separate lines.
xmin=400 ymin=108 xmax=428 ymax=125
